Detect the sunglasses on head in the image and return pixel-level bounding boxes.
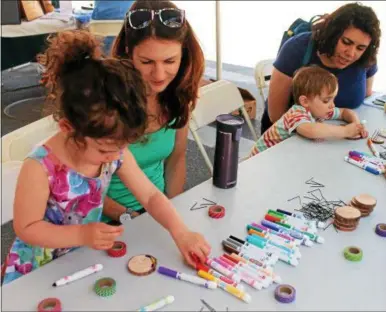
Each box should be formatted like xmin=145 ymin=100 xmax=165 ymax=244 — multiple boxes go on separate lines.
xmin=126 ymin=8 xmax=185 ymax=30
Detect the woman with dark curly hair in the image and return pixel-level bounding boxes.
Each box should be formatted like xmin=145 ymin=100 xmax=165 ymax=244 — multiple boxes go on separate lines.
xmin=103 ymin=0 xmax=205 ymax=221
xmin=261 ymin=2 xmax=381 ymax=133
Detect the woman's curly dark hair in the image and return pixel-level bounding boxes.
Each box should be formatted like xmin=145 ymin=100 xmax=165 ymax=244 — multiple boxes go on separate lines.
xmin=312 ymin=2 xmax=381 ymax=67
xmin=38 ymin=30 xmax=148 ymax=145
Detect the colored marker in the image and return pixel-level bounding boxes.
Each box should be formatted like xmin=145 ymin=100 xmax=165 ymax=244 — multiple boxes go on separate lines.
xmin=226 ymin=253 xmax=282 ymax=284
xmin=367 ymin=138 xmax=380 ymax=158
xmin=345 ymin=156 xmax=381 ymax=175
xmin=52 ymin=264 xmax=103 ymax=287
xmin=195 ymin=262 xmax=245 ymax=291
xmin=261 ymin=220 xmax=304 ymax=241
xmin=197 ymin=270 xmax=252 ymax=303
xmin=158 ymin=266 xmax=217 ymax=289
xmin=248 ymin=225 xmax=299 ymax=247
xmin=219 ymin=256 xmax=272 ymax=287
xmin=349 ymin=151 xmax=386 ymax=167
xmin=213 ymin=258 xmax=263 ymax=290
xmin=224 ymin=238 xmax=278 ymax=265
xmin=206 ymin=258 xmax=241 ymax=283
xmin=268 ymin=209 xmax=322 ymax=230
xmin=349 ymin=155 xmax=385 ymax=172
xmin=265 ymin=214 xmax=315 ymax=234
xmin=275 ymin=221 xmax=325 ymax=244
xmin=137 ymin=295 xmax=175 ymax=311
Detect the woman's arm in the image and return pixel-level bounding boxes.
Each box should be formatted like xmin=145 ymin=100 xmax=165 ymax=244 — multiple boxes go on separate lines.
xmin=366 ymin=76 xmax=375 ymax=97
xmin=267 ymin=68 xmax=293 ymax=123
xmin=164 ymin=124 xmax=189 ymax=198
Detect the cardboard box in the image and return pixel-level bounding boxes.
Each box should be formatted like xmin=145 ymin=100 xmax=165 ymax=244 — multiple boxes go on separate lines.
xmin=199 ymin=78 xmax=257 ymax=120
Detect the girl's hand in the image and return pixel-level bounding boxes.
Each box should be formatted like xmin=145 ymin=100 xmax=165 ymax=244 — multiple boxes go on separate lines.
xmin=173 ymin=230 xmax=211 ymax=267
xmin=82 ymin=222 xmax=124 ymax=250
xmin=360 ymin=128 xmax=369 ymax=138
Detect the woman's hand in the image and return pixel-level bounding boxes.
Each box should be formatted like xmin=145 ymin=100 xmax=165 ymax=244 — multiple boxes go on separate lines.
xmin=172 ymin=230 xmax=211 ymax=267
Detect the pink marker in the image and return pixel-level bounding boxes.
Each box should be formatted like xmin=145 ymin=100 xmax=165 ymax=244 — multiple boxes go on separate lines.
xmin=53 ymin=264 xmax=103 ymax=287
xmin=214 ymin=258 xmax=263 ymax=290
xmin=205 ymin=258 xmax=241 ymax=283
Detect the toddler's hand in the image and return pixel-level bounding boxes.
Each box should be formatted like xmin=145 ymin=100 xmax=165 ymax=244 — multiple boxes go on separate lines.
xmin=173 ymin=230 xmax=211 ymax=267
xmin=82 ymin=222 xmax=124 ymax=250
xmin=360 ymin=127 xmax=369 ymax=138
xmin=344 ymin=122 xmax=365 ymax=138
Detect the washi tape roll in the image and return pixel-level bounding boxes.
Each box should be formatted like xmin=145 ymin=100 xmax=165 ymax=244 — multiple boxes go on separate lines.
xmin=37 ymin=298 xmax=61 ymax=312
xmin=107 ymin=241 xmax=127 ymax=258
xmin=94 ymin=277 xmax=116 ymax=297
xmin=274 ymin=284 xmax=296 ymax=303
xmin=127 ymin=254 xmax=157 ymax=276
xmin=208 ymin=205 xmax=225 ymax=219
xmin=343 ymin=246 xmax=363 ymax=262
xmin=375 ymin=223 xmax=386 ymax=237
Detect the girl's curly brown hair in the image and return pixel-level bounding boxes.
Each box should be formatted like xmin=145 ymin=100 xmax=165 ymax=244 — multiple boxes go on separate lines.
xmin=312 ymin=2 xmax=381 ymax=67
xmin=38 ymin=30 xmax=147 ymax=145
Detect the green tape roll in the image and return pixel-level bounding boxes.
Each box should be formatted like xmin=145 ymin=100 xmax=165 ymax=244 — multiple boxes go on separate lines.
xmin=343 ymin=246 xmax=363 ymax=262
xmin=94 ymin=278 xmax=116 ymax=297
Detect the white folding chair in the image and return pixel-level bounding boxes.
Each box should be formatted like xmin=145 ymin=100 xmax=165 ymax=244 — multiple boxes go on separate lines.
xmin=189 ymin=80 xmax=258 ymax=174
xmin=254 ymin=59 xmax=274 ymax=105
xmin=2 ymin=115 xmax=58 ymax=162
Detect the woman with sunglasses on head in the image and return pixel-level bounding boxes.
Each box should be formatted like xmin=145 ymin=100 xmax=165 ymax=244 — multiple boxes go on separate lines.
xmin=102 ymin=1 xmax=208 ymax=260
xmin=261 ymin=2 xmax=381 ymax=134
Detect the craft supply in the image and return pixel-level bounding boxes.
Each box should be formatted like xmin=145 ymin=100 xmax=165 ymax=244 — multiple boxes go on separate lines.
xmin=379 ymin=128 xmax=386 ymax=138
xmin=158 ymin=266 xmax=217 ymax=289
xmin=198 ymin=270 xmax=252 ymax=303
xmin=334 ymin=206 xmax=361 ymax=231
xmin=343 ymin=246 xmax=363 ymax=262
xmin=127 ymin=255 xmax=157 ymax=276
xmin=274 ymin=284 xmax=296 ymax=303
xmin=375 ymin=224 xmax=386 ymax=237
xmin=94 ymin=277 xmax=116 ymax=297
xmin=368 ymin=138 xmax=381 ymax=157
xmin=119 ymin=213 xmax=131 ymax=224
xmin=276 ymin=208 xmax=325 ymax=228
xmin=201 ymin=299 xmax=216 ymax=312
xmin=107 ymin=241 xmax=127 ymax=258
xmin=264 ymin=214 xmax=315 ymax=234
xmin=371 ymin=130 xmax=385 ymax=144
xmin=203 ymin=198 xmax=217 ymax=205
xmin=136 ymin=295 xmax=175 ymax=311
xmin=344 ymin=156 xmax=381 ymax=175
xmin=350 ymin=194 xmax=377 ymax=217
xmin=208 ymin=205 xmax=226 ymax=219
xmin=274 ymin=221 xmax=325 ymax=244
xmin=195 ymin=262 xmax=244 ymax=290
xmin=52 ymin=264 xmax=103 ymax=287
xmin=206 ymin=258 xmax=242 ymax=283
xmin=37 ymin=298 xmax=62 ymax=312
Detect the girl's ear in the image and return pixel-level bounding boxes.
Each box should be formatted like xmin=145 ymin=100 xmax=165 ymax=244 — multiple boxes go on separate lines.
xmin=298 ymin=95 xmax=309 ymax=108
xmin=58 ymin=119 xmax=74 ymax=134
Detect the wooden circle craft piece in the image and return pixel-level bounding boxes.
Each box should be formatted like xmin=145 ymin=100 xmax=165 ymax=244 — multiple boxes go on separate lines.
xmin=334 ymin=206 xmax=361 ymax=231
xmin=37 ymin=298 xmax=62 ymax=312
xmin=371 ymin=136 xmax=385 ymax=144
xmin=350 ymin=194 xmax=377 ymax=217
xmin=127 ymin=254 xmax=157 ymax=276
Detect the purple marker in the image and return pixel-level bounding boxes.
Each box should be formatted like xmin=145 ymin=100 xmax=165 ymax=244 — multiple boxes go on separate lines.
xmin=251 ymin=222 xmax=297 ymax=243
xmin=158 ymin=266 xmax=217 ymax=289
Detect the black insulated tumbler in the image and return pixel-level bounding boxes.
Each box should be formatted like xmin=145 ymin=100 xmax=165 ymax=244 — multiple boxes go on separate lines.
xmin=213 ymin=114 xmax=244 ymax=189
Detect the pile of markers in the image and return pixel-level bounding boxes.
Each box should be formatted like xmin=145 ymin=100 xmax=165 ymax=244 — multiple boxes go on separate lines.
xmin=344 ymin=150 xmax=385 ymax=175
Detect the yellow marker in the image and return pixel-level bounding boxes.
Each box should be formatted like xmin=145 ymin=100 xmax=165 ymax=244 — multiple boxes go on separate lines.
xmin=197 ymin=270 xmax=252 ymax=303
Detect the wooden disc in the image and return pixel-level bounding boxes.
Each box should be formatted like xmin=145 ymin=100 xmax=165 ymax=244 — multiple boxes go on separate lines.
xmin=333 ymin=219 xmax=358 ymax=231
xmin=127 ymin=254 xmax=157 ymax=276
xmin=334 ymin=217 xmax=359 ymax=228
xmin=335 ymin=206 xmax=361 ymax=220
xmin=353 ymin=194 xmax=377 ymax=208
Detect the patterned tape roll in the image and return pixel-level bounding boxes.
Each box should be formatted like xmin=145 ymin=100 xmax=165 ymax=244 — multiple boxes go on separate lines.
xmin=107 ymin=241 xmax=127 ymax=258
xmin=375 ymin=223 xmax=386 ymax=237
xmin=208 ymin=205 xmax=225 ymax=219
xmin=94 ymin=278 xmax=116 ymax=297
xmin=37 ymin=298 xmax=62 ymax=312
xmin=343 ymin=246 xmax=363 ymax=261
xmin=274 ymin=284 xmax=296 ymax=303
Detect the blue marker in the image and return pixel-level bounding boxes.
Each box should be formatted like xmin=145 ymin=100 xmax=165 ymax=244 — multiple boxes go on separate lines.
xmin=345 ymin=156 xmax=381 ymax=175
